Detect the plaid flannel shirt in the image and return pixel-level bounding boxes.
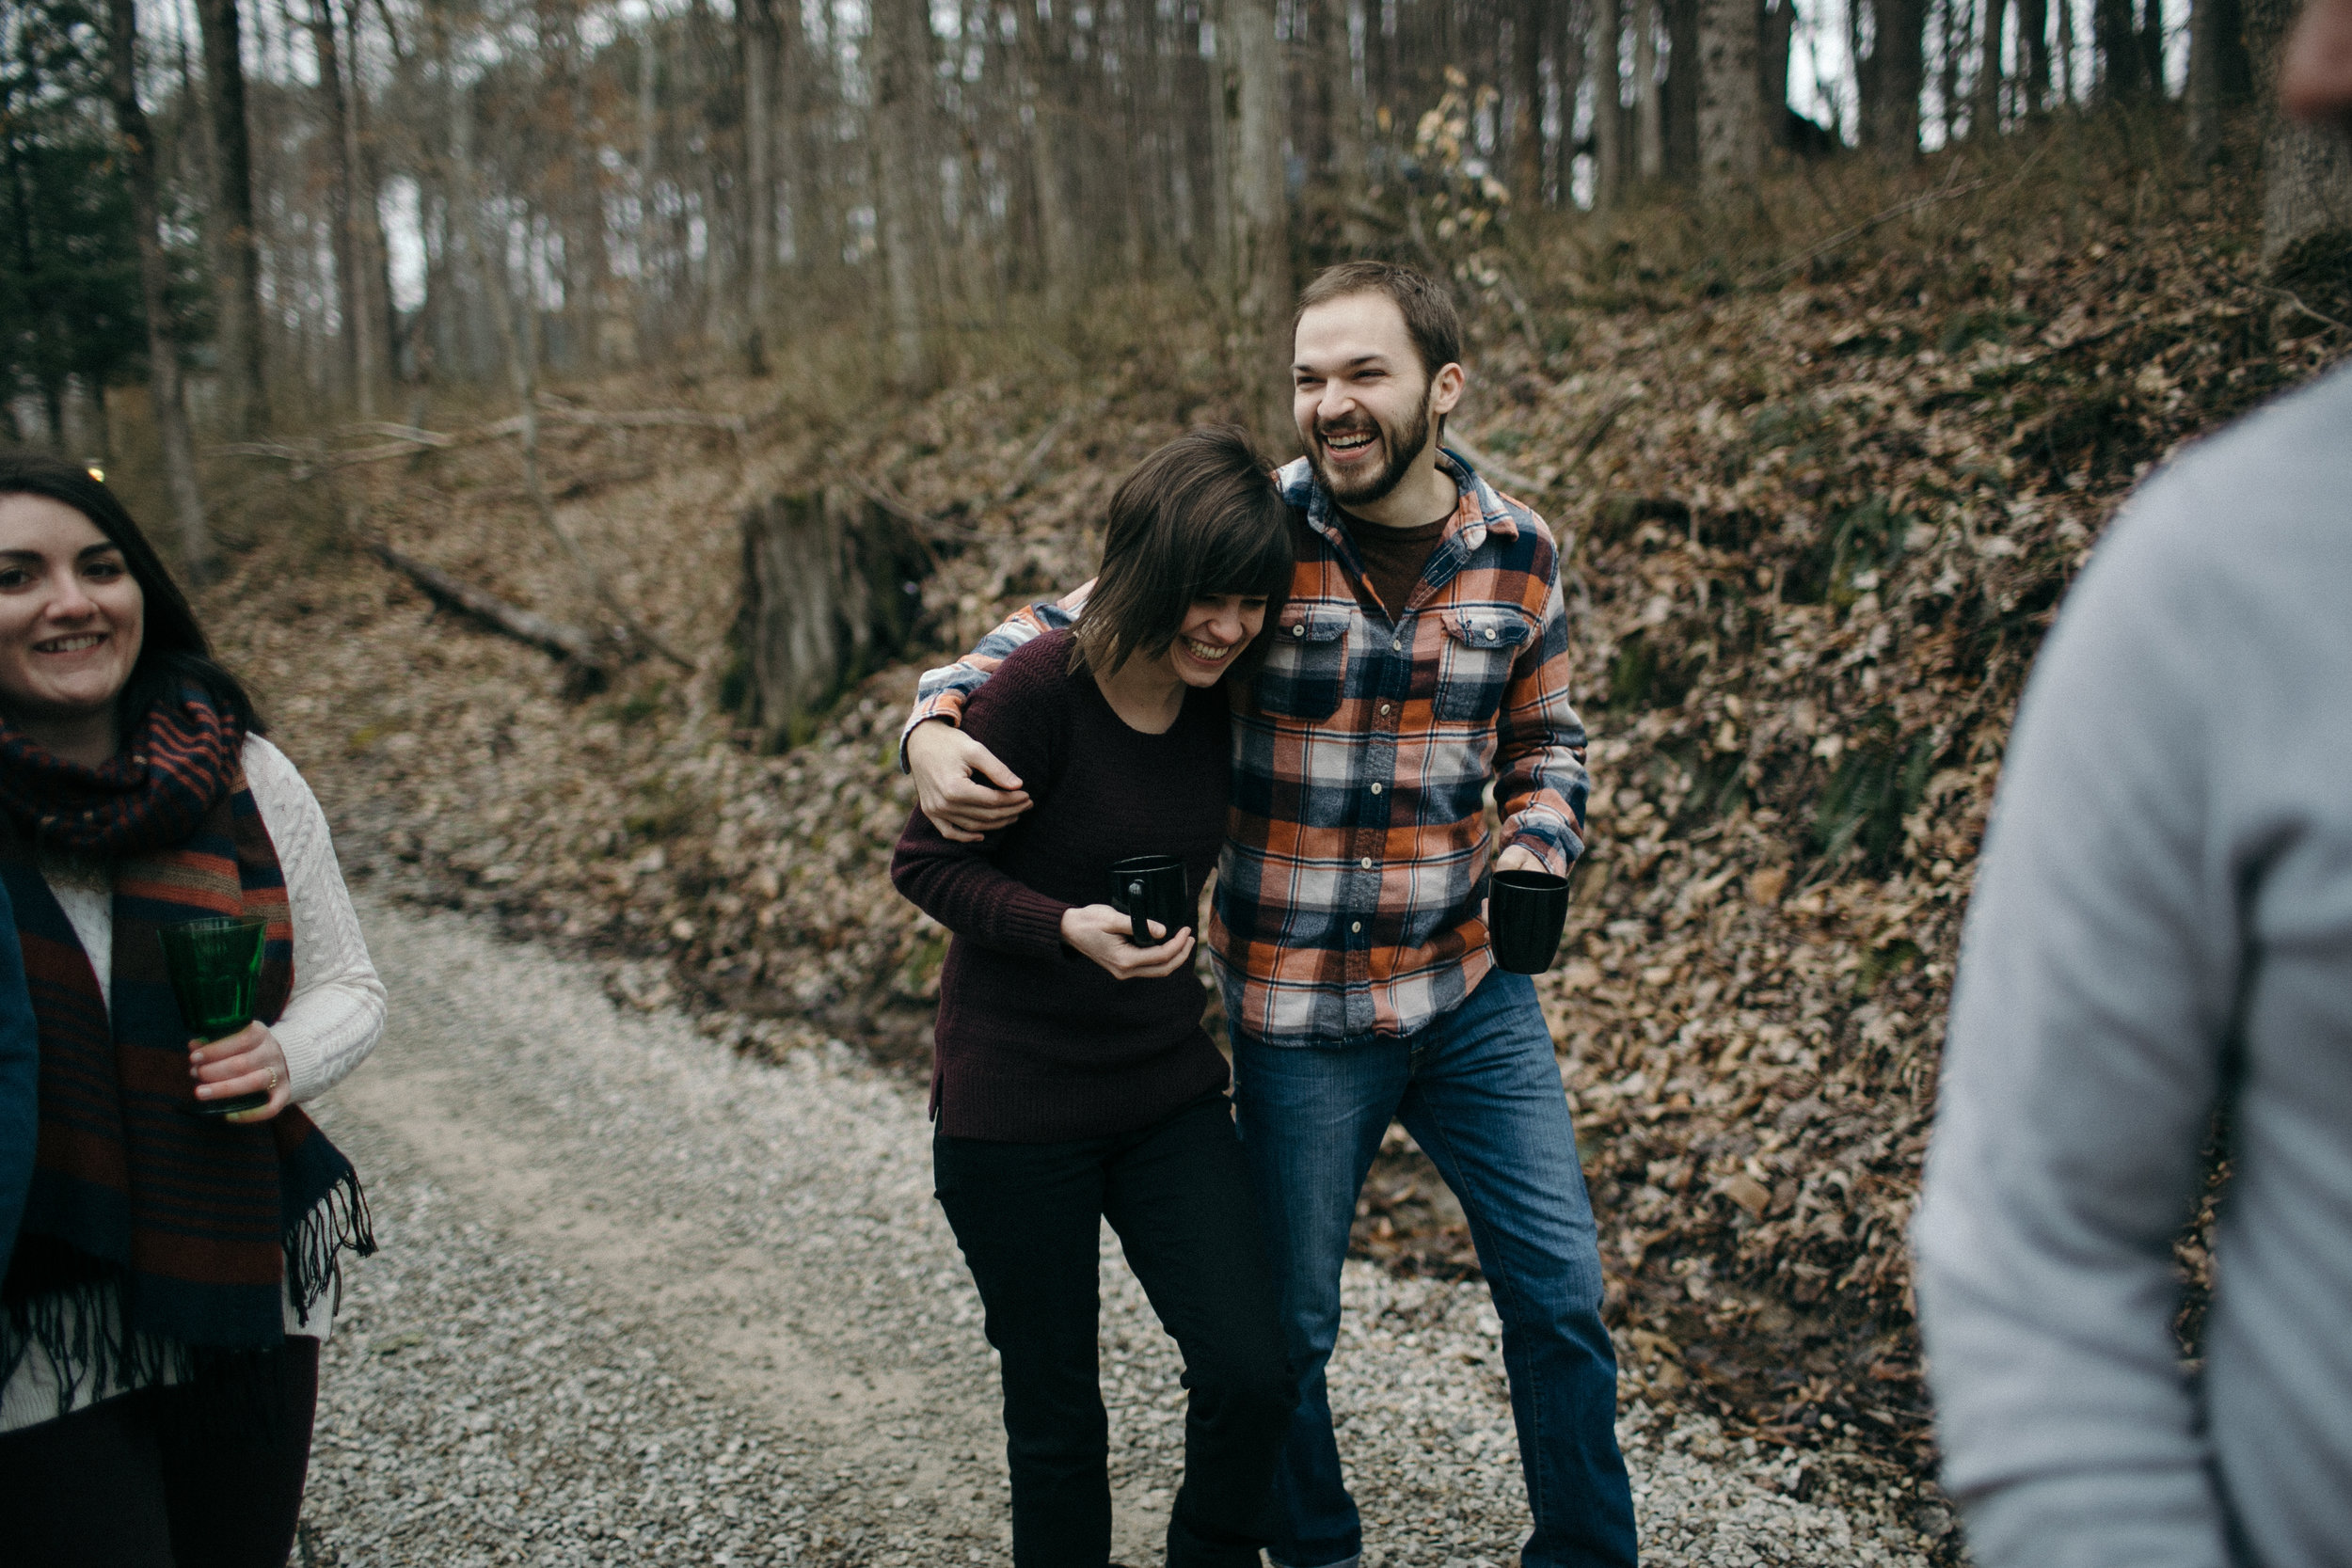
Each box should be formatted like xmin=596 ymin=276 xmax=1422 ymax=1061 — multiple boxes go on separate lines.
xmin=902 ymin=451 xmax=1590 ymax=1047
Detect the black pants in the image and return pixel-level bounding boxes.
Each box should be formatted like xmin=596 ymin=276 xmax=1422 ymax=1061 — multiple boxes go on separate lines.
xmin=934 ymin=1094 xmax=1296 ymax=1568
xmin=0 ymin=1336 xmax=319 ymax=1568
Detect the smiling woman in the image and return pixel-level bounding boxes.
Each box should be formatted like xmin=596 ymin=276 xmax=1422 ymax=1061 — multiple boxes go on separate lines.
xmin=0 ymin=451 xmax=388 ymax=1568
xmin=889 ymin=427 xmax=1300 ymax=1567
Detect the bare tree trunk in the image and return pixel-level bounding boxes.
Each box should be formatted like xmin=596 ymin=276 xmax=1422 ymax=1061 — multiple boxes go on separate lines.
xmin=193 ymin=0 xmax=267 ymax=436
xmin=1016 ymin=8 xmax=1083 ymax=308
xmin=1594 ymin=0 xmax=1625 ymax=203
xmin=1760 ymin=0 xmax=1794 ymax=145
xmin=739 ymin=0 xmax=779 ymax=373
xmin=869 ymin=0 xmax=934 ymax=391
xmin=2248 ymin=0 xmax=2352 ymax=265
xmin=1635 ymin=0 xmax=1664 ymax=178
xmin=1861 ymin=0 xmax=1927 ymax=156
xmin=1664 ymin=0 xmax=1700 ymax=177
xmin=1216 ymin=0 xmax=1292 ymax=442
xmin=103 ymin=0 xmax=209 ymax=575
xmin=2017 ymin=0 xmax=2050 ymax=109
xmin=1318 ymin=0 xmax=1375 ymax=243
xmin=2057 ymin=0 xmax=2077 ymax=102
xmin=2094 ymin=0 xmax=2143 ymax=99
xmin=311 ymin=0 xmax=376 ymax=419
xmin=1975 ymin=0 xmax=2010 ymax=135
xmin=1696 ymin=0 xmax=1760 ymax=198
xmin=1512 ymin=0 xmax=1548 ymax=204
xmin=1555 ymin=0 xmax=1588 ymax=198
xmin=2188 ymin=0 xmax=2252 ymax=162
xmin=1938 ymin=0 xmax=1969 ymax=137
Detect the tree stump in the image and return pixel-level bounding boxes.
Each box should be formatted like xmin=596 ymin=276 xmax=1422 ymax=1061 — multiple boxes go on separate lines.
xmin=737 ymin=485 xmax=931 ymax=749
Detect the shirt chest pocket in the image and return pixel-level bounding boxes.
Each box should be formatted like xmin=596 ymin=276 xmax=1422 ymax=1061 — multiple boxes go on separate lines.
xmin=1254 ymin=605 xmax=1351 ymax=721
xmin=1436 ymin=606 xmax=1533 ymax=722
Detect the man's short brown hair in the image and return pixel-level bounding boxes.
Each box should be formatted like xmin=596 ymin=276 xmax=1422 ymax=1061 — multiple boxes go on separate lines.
xmin=1292 ymin=262 xmax=1463 ymax=384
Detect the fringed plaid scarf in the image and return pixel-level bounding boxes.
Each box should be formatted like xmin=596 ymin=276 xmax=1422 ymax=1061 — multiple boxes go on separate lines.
xmin=0 ymin=687 xmax=373 ymax=1415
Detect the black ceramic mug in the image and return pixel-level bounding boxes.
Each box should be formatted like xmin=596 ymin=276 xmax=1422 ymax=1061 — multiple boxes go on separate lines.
xmin=1488 ymin=866 xmax=1573 ymax=974
xmin=1109 ymin=855 xmax=1190 ymax=946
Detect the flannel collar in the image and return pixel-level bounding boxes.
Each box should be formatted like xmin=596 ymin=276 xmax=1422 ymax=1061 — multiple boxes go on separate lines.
xmin=1279 ymin=449 xmax=1523 ymax=562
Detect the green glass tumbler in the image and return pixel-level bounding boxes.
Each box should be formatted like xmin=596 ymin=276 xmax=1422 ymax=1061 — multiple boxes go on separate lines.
xmin=157 ymin=915 xmax=271 ymax=1117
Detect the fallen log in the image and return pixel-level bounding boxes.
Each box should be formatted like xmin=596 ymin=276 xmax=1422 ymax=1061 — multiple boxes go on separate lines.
xmin=371 ymin=543 xmax=609 ymax=687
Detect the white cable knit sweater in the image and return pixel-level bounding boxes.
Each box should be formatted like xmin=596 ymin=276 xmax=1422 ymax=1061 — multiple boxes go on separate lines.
xmin=0 ymin=736 xmax=388 ymax=1433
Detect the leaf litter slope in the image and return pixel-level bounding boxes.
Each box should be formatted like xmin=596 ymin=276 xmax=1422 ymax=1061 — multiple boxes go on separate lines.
xmin=209 ymin=119 xmax=2346 ymax=1509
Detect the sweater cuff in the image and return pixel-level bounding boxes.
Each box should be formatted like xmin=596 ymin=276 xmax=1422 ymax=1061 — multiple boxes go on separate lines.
xmin=998 ymin=890 xmax=1075 ymax=960
xmin=272 ymin=1016 xmax=328 ymax=1103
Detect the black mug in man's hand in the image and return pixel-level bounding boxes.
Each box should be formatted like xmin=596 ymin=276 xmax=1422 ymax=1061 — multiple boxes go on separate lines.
xmin=1109 ymin=855 xmax=1190 ymax=946
xmin=1489 ymin=867 xmax=1573 ymax=974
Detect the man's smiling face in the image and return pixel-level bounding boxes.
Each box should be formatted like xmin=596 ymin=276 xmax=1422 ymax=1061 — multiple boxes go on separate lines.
xmin=1292 ymin=292 xmax=1464 ymax=511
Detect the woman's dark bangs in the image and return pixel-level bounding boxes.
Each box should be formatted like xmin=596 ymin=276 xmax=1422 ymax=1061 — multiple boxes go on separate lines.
xmin=1192 ymin=499 xmax=1292 ymax=599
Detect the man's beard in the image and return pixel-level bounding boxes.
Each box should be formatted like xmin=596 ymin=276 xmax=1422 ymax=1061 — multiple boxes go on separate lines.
xmin=1311 ymin=390 xmax=1436 ymax=509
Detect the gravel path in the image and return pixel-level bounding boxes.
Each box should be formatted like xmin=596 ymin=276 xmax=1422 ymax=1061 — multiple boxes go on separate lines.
xmin=295 ymin=896 xmax=1942 ymax=1567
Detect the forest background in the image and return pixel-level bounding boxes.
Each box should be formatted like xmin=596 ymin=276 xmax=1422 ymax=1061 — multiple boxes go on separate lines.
xmin=6 ymin=0 xmax=2352 ymax=1534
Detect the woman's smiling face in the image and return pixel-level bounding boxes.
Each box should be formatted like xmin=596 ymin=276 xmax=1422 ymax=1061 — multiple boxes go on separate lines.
xmin=0 ymin=493 xmax=146 ymax=731
xmin=1164 ymin=593 xmax=1269 ymax=688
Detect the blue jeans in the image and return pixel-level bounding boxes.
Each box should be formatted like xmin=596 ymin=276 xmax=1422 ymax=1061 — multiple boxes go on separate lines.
xmin=1232 ymin=970 xmax=1637 ymax=1568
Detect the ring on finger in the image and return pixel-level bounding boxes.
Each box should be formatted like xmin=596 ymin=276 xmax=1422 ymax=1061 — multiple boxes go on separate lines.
xmin=267 ymin=1065 xmax=279 ymax=1094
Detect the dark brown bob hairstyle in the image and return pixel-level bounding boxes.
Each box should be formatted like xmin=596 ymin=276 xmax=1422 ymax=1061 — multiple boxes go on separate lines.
xmin=1071 ymin=426 xmax=1295 ymax=683
xmin=0 ymin=450 xmax=266 ymax=737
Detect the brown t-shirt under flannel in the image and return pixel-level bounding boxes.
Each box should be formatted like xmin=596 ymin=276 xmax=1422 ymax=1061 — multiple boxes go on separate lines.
xmin=1341 ymin=511 xmax=1452 ymax=618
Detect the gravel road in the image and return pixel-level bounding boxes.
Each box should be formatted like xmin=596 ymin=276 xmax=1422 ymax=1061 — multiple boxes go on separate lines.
xmin=295 ymin=896 xmax=1944 ymax=1567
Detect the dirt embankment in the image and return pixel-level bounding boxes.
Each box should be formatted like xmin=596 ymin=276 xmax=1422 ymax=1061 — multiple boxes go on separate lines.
xmin=209 ymin=119 xmax=2347 ymax=1492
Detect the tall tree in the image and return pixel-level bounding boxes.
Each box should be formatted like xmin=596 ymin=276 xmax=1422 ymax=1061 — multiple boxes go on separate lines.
xmin=2016 ymin=0 xmax=2051 ymax=110
xmin=1857 ymin=0 xmax=1929 ymax=156
xmin=2248 ymin=0 xmax=2352 ymax=264
xmin=1975 ymin=0 xmax=2010 ymax=135
xmin=2188 ymin=0 xmax=2254 ymax=162
xmin=1761 ymin=0 xmax=1795 ymax=147
xmin=1593 ymin=0 xmax=1625 ymax=204
xmin=1697 ymin=0 xmax=1761 ymax=197
xmin=868 ymin=0 xmax=934 ymax=391
xmin=101 ymin=0 xmax=207 ymax=573
xmin=1216 ymin=0 xmax=1291 ymax=441
xmin=310 ymin=0 xmax=375 ymax=417
xmin=739 ymin=0 xmax=779 ymax=372
xmin=1635 ymin=0 xmax=1664 ymax=178
xmin=192 ymin=0 xmax=265 ymax=436
xmin=1664 ymin=0 xmax=1700 ymax=175
xmin=1511 ymin=0 xmax=1549 ymax=203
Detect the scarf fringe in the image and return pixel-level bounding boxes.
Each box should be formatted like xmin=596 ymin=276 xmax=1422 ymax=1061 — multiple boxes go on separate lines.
xmin=285 ymin=1166 xmax=375 ymax=1328
xmin=0 ymin=1274 xmax=199 ymax=1423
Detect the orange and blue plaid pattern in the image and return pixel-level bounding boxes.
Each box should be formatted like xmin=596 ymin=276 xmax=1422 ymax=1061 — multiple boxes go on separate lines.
xmin=905 ymin=451 xmax=1590 ymax=1047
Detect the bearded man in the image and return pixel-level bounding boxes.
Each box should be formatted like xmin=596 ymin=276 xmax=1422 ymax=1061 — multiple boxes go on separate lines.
xmin=902 ymin=261 xmax=1637 ymax=1568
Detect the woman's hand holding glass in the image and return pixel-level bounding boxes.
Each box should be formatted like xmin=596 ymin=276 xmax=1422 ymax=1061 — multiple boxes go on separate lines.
xmin=190 ymin=1022 xmax=292 ymax=1123
xmin=1060 ymin=904 xmax=1195 ymax=979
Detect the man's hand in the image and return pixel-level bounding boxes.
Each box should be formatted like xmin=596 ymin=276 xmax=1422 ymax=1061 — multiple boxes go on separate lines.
xmin=1496 ymin=844 xmax=1547 ymax=877
xmin=1060 ymin=905 xmax=1196 ymax=979
xmin=908 ymin=721 xmax=1032 ymax=844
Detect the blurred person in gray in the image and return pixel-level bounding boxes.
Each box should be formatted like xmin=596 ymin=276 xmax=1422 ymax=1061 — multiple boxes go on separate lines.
xmin=1912 ymin=4 xmax=2352 ymax=1561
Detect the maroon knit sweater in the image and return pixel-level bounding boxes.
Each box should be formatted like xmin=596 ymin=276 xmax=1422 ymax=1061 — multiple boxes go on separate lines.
xmin=891 ymin=630 xmax=1232 ymax=1142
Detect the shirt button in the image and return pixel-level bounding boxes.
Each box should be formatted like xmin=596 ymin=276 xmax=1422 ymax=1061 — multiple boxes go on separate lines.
xmin=1293 ymin=624 xmax=1306 ymax=637
xmin=1379 ymin=704 xmax=1392 ymax=716
xmin=1485 ymin=627 xmax=1498 ymax=640
xmin=1391 ymin=638 xmax=1402 ymax=651
xmin=1351 ymin=921 xmax=1362 ymax=934
xmin=1370 ymin=783 xmax=1383 ymax=795
xmin=1359 ymin=857 xmax=1373 ymax=868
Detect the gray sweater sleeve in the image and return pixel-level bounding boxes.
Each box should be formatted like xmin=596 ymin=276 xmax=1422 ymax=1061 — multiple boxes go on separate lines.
xmin=1915 ymin=365 xmax=2352 ymax=1568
